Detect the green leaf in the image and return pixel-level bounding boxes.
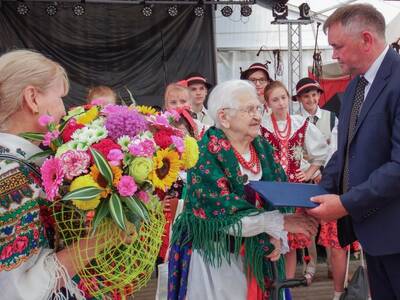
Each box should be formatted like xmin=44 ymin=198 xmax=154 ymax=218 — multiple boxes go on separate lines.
xmin=91 ymin=200 xmax=109 ymax=236
xmin=19 ymin=132 xmax=45 ymax=142
xmin=27 ymin=149 xmax=54 ymax=161
xmin=125 ymin=210 xmax=142 ymax=232
xmin=90 ymin=148 xmax=113 ymax=186
xmin=109 ymin=193 xmax=126 ymax=231
xmin=123 ymin=196 xmax=150 ymax=223
xmin=62 ymin=186 xmax=103 ymax=201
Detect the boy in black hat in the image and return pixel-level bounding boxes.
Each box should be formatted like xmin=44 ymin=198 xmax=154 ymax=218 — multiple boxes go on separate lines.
xmin=295 ymin=77 xmax=338 ymax=145
xmin=184 ymin=72 xmax=214 ymax=126
xmin=240 ymin=63 xmax=271 ymax=105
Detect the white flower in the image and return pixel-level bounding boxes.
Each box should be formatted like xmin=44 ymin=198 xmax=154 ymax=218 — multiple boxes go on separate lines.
xmin=117 ymin=135 xmax=132 ymax=151
xmin=292 ymin=145 xmax=304 ymax=161
xmin=90 ymin=117 xmax=105 ymax=129
xmin=93 ymin=127 xmax=108 ymax=142
xmin=76 ymin=141 xmax=90 ymax=151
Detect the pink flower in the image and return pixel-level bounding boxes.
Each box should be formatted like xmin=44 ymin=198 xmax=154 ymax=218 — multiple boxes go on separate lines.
xmin=128 ymin=138 xmax=155 ymax=157
xmin=107 ymin=149 xmax=124 ymax=166
xmin=60 ymin=150 xmax=90 ymax=180
xmin=137 ymin=191 xmax=150 ymax=204
xmin=41 ymin=157 xmax=65 ymax=201
xmin=43 ymin=130 xmax=60 ymax=147
xmin=117 ymin=176 xmax=137 ymax=197
xmin=13 ymin=235 xmax=29 ymax=253
xmin=165 ymin=110 xmax=180 ymax=122
xmin=38 ymin=114 xmax=54 ymax=127
xmin=171 ymin=136 xmax=184 ymax=153
xmin=0 ymin=244 xmax=13 ymax=260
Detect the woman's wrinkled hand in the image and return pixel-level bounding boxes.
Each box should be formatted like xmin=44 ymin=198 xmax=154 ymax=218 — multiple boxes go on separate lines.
xmin=283 ymin=213 xmax=318 ymax=237
xmin=266 ymin=237 xmax=282 ymax=262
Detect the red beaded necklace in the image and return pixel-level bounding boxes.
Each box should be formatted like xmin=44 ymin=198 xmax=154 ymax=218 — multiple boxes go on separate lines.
xmin=271 ymin=113 xmax=291 ymax=143
xmin=233 ymin=144 xmax=260 ymax=174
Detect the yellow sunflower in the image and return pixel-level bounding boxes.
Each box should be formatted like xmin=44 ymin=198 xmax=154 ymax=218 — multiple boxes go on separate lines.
xmin=90 ymin=164 xmax=122 ymax=198
xmin=70 ymin=175 xmax=101 ymax=210
xmin=76 ymin=106 xmax=99 ymax=125
xmin=181 ymin=136 xmax=199 ymax=169
xmin=135 ymin=105 xmax=158 ymax=116
xmin=149 ymin=149 xmax=181 ymax=191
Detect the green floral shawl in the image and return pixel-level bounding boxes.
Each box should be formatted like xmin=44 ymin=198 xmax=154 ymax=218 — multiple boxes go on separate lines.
xmin=172 ymin=127 xmax=289 ymax=292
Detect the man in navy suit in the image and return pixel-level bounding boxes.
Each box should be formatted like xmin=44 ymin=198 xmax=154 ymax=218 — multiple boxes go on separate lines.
xmin=308 ymin=4 xmax=400 ymax=299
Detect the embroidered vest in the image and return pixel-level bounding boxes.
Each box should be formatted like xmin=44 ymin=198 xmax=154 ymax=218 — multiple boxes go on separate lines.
xmin=262 ymin=121 xmax=308 ymax=182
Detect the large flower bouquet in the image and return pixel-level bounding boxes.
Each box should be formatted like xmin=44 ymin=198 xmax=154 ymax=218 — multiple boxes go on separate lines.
xmin=24 ymin=103 xmax=199 ymax=298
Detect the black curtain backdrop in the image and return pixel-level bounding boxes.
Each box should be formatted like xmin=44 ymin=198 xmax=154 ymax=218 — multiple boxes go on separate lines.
xmin=0 ymin=2 xmax=216 ymax=107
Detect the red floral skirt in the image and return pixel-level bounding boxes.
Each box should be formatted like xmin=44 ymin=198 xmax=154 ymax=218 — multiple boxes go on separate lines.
xmin=318 ymin=220 xmax=360 ymax=250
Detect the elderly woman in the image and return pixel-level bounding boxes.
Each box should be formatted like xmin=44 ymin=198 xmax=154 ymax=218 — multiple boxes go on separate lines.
xmin=168 ymin=80 xmax=318 ymax=300
xmin=0 ymin=49 xmax=98 ymax=300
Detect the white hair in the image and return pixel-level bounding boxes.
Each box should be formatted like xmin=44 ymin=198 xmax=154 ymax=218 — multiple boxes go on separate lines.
xmin=207 ymin=80 xmax=258 ymax=128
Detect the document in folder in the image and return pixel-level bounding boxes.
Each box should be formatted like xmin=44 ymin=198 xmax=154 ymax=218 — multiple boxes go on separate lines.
xmin=248 ymin=181 xmax=327 ymax=208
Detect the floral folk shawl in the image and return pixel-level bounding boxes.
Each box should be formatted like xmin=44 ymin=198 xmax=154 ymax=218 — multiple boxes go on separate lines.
xmin=171 ymin=127 xmax=289 ymax=292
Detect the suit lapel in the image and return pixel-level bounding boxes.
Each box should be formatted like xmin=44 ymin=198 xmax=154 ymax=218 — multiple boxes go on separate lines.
xmin=349 ymin=49 xmax=394 ymax=143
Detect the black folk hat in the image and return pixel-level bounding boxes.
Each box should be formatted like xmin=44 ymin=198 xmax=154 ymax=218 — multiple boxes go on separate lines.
xmin=240 ymin=63 xmax=271 ymax=81
xmin=184 ymin=72 xmax=213 ymax=89
xmin=293 ymin=77 xmax=324 ymax=101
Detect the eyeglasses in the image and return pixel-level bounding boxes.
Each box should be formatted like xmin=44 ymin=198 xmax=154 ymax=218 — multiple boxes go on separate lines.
xmin=248 ymin=78 xmax=267 ymax=85
xmin=223 ymin=105 xmax=265 ymax=117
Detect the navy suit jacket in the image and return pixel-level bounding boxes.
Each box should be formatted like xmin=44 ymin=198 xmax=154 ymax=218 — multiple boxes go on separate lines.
xmin=321 ymin=48 xmax=400 ymax=256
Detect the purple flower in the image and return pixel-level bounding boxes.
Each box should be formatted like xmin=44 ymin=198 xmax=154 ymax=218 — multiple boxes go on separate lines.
xmin=105 ymin=106 xmax=147 ymax=140
xmin=117 ymin=175 xmax=137 ymax=197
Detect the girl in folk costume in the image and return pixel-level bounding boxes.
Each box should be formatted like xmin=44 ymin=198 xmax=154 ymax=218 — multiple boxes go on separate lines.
xmin=261 ymin=81 xmax=329 ymax=281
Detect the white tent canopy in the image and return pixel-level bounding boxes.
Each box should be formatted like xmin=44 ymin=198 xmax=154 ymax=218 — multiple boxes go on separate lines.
xmin=215 ymin=0 xmax=400 ymax=85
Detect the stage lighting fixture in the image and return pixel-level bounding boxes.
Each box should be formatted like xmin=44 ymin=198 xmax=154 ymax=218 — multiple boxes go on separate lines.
xmin=221 ymin=6 xmax=233 ymax=17
xmin=240 ymin=5 xmax=252 ymax=17
xmin=46 ymin=3 xmax=58 ymax=16
xmin=298 ymin=3 xmax=310 ymax=20
xmin=194 ymin=5 xmax=204 ymax=17
xmin=167 ymin=5 xmax=178 ymax=17
xmin=16 ymin=2 xmax=29 ymax=15
xmin=73 ymin=4 xmax=85 ymax=16
xmin=272 ymin=0 xmax=288 ymax=21
xmin=142 ymin=5 xmax=153 ymax=17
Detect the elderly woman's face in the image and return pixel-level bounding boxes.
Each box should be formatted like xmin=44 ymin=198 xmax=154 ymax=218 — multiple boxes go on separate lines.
xmin=36 ymin=77 xmax=66 ymax=130
xmin=224 ymin=95 xmax=263 ymax=139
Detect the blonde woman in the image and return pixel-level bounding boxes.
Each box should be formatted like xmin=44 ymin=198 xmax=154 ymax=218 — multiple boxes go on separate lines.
xmin=0 ymin=49 xmax=96 ymax=300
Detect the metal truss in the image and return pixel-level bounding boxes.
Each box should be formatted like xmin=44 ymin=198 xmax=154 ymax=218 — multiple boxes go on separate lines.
xmin=271 ymin=18 xmax=313 ymax=112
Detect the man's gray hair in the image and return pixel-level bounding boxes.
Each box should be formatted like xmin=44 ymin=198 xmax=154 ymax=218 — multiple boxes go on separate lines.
xmin=208 ymin=80 xmax=258 ymax=128
xmin=323 ymin=3 xmax=386 ymax=40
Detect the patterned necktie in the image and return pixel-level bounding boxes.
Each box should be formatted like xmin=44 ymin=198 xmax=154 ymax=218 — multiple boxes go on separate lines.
xmin=342 ymin=76 xmax=369 ymax=192
xmin=307 ymin=115 xmax=318 ymax=125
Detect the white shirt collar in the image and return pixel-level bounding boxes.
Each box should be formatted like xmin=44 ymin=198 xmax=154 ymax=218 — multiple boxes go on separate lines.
xmin=301 ymin=106 xmax=322 ymax=119
xmin=364 ymin=45 xmax=389 ymax=84
xmin=0 ymin=133 xmax=45 ymax=165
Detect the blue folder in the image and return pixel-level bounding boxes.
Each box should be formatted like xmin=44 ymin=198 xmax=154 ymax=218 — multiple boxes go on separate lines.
xmin=248 ymin=181 xmax=327 ymax=208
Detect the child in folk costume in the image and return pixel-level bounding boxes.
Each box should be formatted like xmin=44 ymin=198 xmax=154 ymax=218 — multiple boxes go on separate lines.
xmin=261 ymin=81 xmax=329 ymax=281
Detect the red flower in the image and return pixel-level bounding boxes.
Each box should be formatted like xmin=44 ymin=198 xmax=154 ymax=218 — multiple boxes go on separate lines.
xmin=217 ymin=178 xmax=230 ymax=196
xmin=13 ymin=235 xmax=29 ymax=253
xmin=154 ymin=129 xmax=173 ymax=149
xmin=220 ymin=139 xmax=231 ymax=150
xmin=303 ymin=255 xmax=311 ymax=264
xmin=207 ymin=136 xmax=221 ymax=154
xmin=90 ymin=138 xmax=121 ymax=162
xmin=0 ymin=244 xmax=13 ymax=260
xmin=61 ymin=119 xmax=85 ymax=143
xmin=193 ymin=208 xmax=207 ymax=219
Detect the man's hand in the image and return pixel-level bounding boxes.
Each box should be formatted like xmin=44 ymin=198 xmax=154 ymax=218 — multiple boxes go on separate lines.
xmin=306 ymin=194 xmax=348 ymax=221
